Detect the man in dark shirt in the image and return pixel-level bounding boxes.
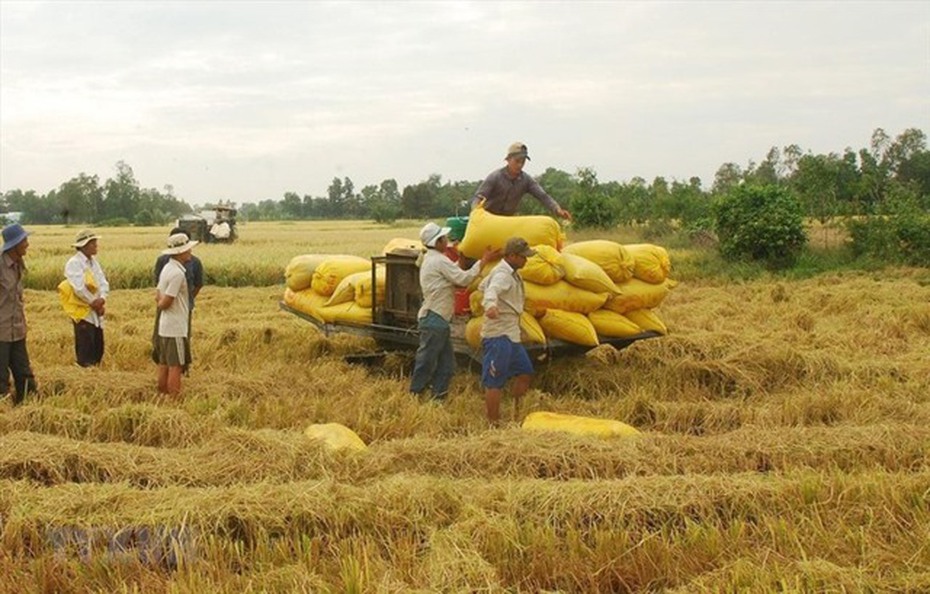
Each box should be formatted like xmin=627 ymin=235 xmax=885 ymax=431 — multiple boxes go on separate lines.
xmin=471 ymin=142 xmax=572 ymax=221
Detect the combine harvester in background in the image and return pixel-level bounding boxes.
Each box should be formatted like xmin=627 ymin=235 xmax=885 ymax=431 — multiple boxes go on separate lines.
xmin=279 ymin=205 xmax=674 ymax=364
xmin=176 ymin=201 xmax=238 ymax=244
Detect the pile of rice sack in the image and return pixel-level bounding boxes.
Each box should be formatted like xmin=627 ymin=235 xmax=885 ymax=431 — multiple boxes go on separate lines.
xmin=283 ymin=204 xmax=675 ymax=347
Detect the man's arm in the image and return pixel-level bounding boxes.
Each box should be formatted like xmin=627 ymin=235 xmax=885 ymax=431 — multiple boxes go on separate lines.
xmin=192 ymin=257 xmax=204 ymax=298
xmin=470 ymin=171 xmax=498 ymax=209
xmin=526 ymin=177 xmax=571 ymax=220
xmin=482 ymin=270 xmax=512 ymax=319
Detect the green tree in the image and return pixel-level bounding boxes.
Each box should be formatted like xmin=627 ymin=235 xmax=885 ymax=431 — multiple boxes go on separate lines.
xmin=714 ymin=184 xmax=807 ymax=268
xmin=57 ymin=173 xmax=104 ymax=223
xmin=102 ymin=161 xmax=141 ymax=220
xmin=401 ymin=174 xmax=441 ymax=218
xmin=570 ymin=167 xmax=619 ymax=229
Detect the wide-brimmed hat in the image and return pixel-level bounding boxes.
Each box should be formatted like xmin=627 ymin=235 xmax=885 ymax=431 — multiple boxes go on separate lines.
xmin=506 ymin=142 xmax=530 ymax=161
xmin=1 ymin=223 xmax=30 ymax=252
xmin=72 ymin=229 xmax=101 ymax=248
xmin=162 ymin=232 xmax=199 ymax=255
xmin=504 ymin=237 xmax=536 ymax=258
xmin=419 ymin=222 xmax=451 ymax=248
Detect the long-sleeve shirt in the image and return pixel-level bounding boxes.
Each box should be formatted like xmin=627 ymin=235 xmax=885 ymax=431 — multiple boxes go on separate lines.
xmin=418 ymin=249 xmax=483 ymax=322
xmin=0 ymin=252 xmax=27 ymax=342
xmin=65 ymin=251 xmax=110 ymax=327
xmin=471 ymin=167 xmax=562 ymax=216
xmin=479 ymin=259 xmax=525 ymax=342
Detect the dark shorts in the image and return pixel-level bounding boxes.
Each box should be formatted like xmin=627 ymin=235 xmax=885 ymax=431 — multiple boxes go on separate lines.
xmin=152 ymin=336 xmax=191 ymax=369
xmin=481 ymin=336 xmax=533 ymax=389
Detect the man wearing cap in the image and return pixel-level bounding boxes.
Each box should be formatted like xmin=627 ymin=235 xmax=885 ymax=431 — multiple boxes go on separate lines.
xmin=0 ymin=223 xmax=38 ymax=405
xmin=410 ymin=222 xmax=499 ymax=401
xmin=153 ymin=233 xmax=198 ymax=395
xmin=471 ymin=142 xmax=572 ymax=220
xmin=64 ymin=229 xmax=110 ymax=367
xmin=479 ymin=237 xmax=536 ymax=425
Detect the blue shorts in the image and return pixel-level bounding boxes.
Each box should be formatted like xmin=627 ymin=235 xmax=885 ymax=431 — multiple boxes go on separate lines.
xmin=481 ymin=336 xmax=533 ymax=389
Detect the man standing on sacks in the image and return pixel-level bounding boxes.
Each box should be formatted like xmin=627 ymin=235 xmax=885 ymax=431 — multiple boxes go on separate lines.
xmin=410 ymin=222 xmax=498 ymax=401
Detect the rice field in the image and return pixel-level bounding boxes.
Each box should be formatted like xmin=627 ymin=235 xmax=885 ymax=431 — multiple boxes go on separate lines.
xmin=2 ymin=222 xmax=929 ymax=593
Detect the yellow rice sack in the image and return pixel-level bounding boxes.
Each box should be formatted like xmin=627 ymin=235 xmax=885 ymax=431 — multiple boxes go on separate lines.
xmin=624 ymin=243 xmax=671 ymax=284
xmin=522 ymin=411 xmax=641 ymax=439
xmin=524 ymin=281 xmax=609 ymax=316
xmin=519 ymin=244 xmax=565 ymax=286
xmin=603 ymin=278 xmax=676 ymax=314
xmin=624 ymin=308 xmax=668 ymax=335
xmin=304 ymin=423 xmax=367 ymax=452
xmin=325 ymin=267 xmax=386 ymax=307
xmin=560 ymin=252 xmax=620 ymax=294
xmin=467 ymin=259 xmax=498 ymax=293
xmin=283 ymin=287 xmax=328 ymax=323
xmin=539 ymin=309 xmax=599 ymax=347
xmin=562 ymin=240 xmax=635 ymax=283
xmin=465 ymin=313 xmax=546 ymax=350
xmin=310 ymin=257 xmax=371 ymax=296
xmin=57 ymin=270 xmax=98 ymax=322
xmin=520 ymin=312 xmax=547 ymax=345
xmin=317 ymin=301 xmax=372 ymax=325
xmin=469 ymin=290 xmax=483 ymax=316
xmin=382 ymin=238 xmax=422 ymax=255
xmin=465 ymin=315 xmax=484 ymax=350
xmin=588 ymin=309 xmax=642 ymax=338
xmin=285 ymin=254 xmax=341 ymax=291
xmin=355 ymin=266 xmax=386 ymax=308
xmin=457 ymin=204 xmax=565 ymax=259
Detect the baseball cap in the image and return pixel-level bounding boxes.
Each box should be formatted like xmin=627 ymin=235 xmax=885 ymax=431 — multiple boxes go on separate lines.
xmin=506 ymin=142 xmax=530 ymax=160
xmin=504 ymin=237 xmax=536 ymax=258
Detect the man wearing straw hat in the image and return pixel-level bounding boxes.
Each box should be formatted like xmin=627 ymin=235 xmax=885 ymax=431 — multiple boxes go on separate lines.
xmin=0 ymin=223 xmax=38 ymax=405
xmin=153 ymin=232 xmax=198 ymax=395
xmin=64 ymin=229 xmax=110 ymax=367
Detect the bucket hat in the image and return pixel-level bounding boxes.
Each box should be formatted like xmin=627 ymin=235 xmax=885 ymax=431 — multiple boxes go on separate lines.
xmin=162 ymin=232 xmax=199 ymax=255
xmin=72 ymin=229 xmax=101 ymax=248
xmin=1 ymin=223 xmax=30 ymax=252
xmin=419 ymin=222 xmax=451 ymax=248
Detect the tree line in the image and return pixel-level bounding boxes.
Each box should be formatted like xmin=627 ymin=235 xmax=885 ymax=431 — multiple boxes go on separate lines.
xmin=1 ymin=161 xmax=191 ymax=226
xmin=2 ymin=128 xmax=927 ymax=229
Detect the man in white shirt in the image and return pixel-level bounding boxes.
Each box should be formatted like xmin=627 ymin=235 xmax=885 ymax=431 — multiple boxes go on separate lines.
xmin=409 ymin=222 xmax=498 ymax=401
xmin=479 ymin=237 xmax=536 ymax=425
xmin=153 ymin=233 xmax=198 ymax=395
xmin=64 ymin=229 xmax=110 ymax=367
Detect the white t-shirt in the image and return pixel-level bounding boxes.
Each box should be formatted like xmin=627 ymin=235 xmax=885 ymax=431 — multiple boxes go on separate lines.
xmin=157 ymin=258 xmax=190 ymax=338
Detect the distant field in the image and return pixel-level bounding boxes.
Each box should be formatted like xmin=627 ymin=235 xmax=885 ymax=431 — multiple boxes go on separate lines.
xmin=2 ymin=221 xmax=929 ymax=592
xmin=22 ymin=221 xmax=428 ymax=290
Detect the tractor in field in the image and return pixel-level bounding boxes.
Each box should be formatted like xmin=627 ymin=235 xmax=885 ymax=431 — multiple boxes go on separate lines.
xmin=176 ymin=202 xmax=238 ymax=244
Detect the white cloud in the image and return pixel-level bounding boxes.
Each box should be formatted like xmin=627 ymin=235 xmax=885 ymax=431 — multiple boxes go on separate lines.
xmin=1 ymin=1 xmax=928 ymax=201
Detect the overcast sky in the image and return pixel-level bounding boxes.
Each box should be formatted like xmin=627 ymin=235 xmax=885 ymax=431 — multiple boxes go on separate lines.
xmin=1 ymin=1 xmax=928 ymax=205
